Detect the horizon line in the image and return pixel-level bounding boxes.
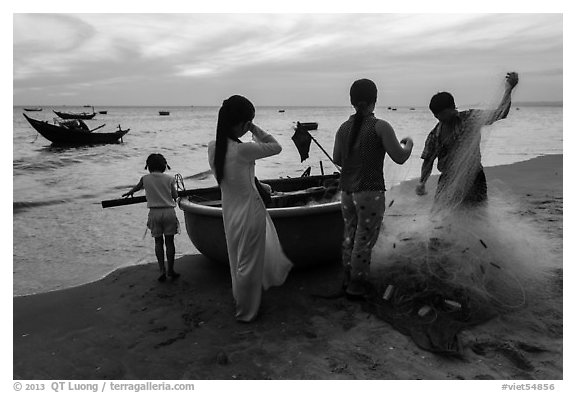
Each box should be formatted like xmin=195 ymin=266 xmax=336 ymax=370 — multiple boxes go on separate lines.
xmin=14 ymin=101 xmax=564 ymax=108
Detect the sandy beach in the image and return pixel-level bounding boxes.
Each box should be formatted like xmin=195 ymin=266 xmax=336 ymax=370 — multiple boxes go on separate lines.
xmin=13 ymin=154 xmax=562 ymax=380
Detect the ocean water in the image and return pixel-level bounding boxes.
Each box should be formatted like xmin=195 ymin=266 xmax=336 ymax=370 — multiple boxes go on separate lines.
xmin=12 ymin=105 xmax=563 ymax=296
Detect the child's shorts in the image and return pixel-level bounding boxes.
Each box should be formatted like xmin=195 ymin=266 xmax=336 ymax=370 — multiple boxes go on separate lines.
xmin=147 ymin=207 xmax=180 ymax=237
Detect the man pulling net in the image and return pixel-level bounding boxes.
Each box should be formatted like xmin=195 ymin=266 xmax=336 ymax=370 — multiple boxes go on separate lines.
xmin=416 ymin=72 xmax=519 ymax=210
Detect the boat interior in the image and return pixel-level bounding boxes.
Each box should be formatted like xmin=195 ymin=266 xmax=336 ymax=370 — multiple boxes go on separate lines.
xmin=185 ymin=174 xmax=340 ymax=209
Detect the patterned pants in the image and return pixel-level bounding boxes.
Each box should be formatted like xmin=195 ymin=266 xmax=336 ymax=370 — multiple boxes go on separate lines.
xmin=340 ymin=190 xmax=386 ymax=285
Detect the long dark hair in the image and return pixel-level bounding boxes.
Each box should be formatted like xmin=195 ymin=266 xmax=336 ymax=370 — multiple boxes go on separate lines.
xmin=348 ymin=79 xmax=377 ymax=154
xmin=214 ymin=95 xmax=255 ymax=183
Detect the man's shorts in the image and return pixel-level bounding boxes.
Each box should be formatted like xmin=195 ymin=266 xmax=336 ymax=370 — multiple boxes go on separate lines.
xmin=147 ymin=207 xmax=180 ymax=237
xmin=436 ymin=168 xmax=487 ymax=207
xmin=464 ymin=169 xmax=487 ymax=205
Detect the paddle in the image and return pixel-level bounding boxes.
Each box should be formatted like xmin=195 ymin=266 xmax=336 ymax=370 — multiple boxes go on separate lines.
xmin=101 ymin=189 xmax=203 ymax=208
xmin=310 ymin=135 xmax=341 ymax=172
xmin=103 ymin=170 xmax=215 ymax=208
xmin=89 ymin=124 xmax=106 ymax=133
xmin=102 ymin=168 xmax=337 ymax=209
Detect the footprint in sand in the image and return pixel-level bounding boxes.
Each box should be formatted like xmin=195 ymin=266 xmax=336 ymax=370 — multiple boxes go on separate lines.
xmin=471 ymin=341 xmax=542 ymax=371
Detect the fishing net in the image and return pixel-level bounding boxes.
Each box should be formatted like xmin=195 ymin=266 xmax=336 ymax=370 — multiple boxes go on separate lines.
xmin=366 ymin=184 xmax=558 ymax=355
xmin=433 ymin=110 xmax=496 ymax=210
xmin=364 ymin=81 xmax=559 ymax=355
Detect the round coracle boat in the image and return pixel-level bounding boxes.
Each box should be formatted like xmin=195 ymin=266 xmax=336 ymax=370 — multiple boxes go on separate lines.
xmin=178 ymin=174 xmax=343 ymax=268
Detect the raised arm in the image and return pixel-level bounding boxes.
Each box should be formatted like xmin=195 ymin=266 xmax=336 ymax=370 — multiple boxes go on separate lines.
xmin=238 ymin=124 xmax=282 ymax=161
xmin=375 ymin=120 xmax=413 ymax=164
xmin=482 ymin=72 xmax=519 ymax=125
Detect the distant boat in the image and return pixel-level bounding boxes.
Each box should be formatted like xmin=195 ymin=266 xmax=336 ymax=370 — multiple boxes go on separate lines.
xmin=23 ymin=114 xmax=129 ymax=145
xmin=159 ymin=111 xmax=170 ymax=116
xmin=83 ymin=105 xmax=92 ymax=107
xmin=392 ymin=108 xmax=397 ymax=111
xmin=98 ymin=110 xmax=108 ymax=114
xmin=409 ymin=107 xmax=415 ymax=111
xmin=23 ymin=107 xmax=42 ymax=112
xmin=279 ymin=109 xmax=285 ymax=113
xmin=53 ymin=110 xmax=96 ymax=120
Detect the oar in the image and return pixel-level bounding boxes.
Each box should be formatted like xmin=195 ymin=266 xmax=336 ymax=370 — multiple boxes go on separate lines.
xmin=89 ymin=124 xmax=106 ymax=133
xmin=293 ymin=122 xmax=341 ymax=172
xmin=102 ymin=195 xmax=147 ymax=208
xmin=308 ymin=133 xmax=341 ymax=172
xmin=101 ymin=189 xmax=205 ymax=208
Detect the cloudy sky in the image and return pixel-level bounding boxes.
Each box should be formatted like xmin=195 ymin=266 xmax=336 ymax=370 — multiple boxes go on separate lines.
xmin=13 ymin=13 xmax=563 ymax=107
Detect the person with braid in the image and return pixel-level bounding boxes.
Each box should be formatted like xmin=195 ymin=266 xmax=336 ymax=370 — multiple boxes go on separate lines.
xmin=333 ymin=79 xmax=414 ymax=300
xmin=123 ymin=153 xmax=180 ymax=282
xmin=208 ymin=95 xmax=292 ymax=322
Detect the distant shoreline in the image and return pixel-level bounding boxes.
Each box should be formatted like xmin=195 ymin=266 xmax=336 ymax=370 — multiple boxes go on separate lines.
xmin=12 ymin=102 xmax=563 ymax=108
xmin=510 ymin=101 xmax=563 ymax=107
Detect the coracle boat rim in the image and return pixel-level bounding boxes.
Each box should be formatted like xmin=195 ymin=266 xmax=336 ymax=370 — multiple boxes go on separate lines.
xmin=178 ymin=198 xmax=341 ymax=218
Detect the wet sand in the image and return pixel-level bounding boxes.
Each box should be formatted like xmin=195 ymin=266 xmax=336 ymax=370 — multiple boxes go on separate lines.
xmin=13 ymin=155 xmax=562 ymax=380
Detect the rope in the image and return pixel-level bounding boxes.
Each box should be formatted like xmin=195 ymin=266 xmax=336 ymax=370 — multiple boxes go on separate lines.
xmin=173 ymin=173 xmax=215 ymax=203
xmin=175 ymin=173 xmax=186 ymax=192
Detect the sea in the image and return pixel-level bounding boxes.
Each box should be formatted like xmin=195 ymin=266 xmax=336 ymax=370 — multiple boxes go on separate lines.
xmin=12 ymin=105 xmax=563 ymax=296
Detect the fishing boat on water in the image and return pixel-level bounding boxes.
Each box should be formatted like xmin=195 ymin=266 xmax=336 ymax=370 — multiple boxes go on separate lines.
xmin=23 ymin=107 xmax=42 ymax=112
xmin=23 ymin=114 xmax=129 ymax=145
xmin=98 ymin=110 xmax=108 ymax=114
xmin=53 ymin=109 xmax=96 ymax=120
xmin=178 ymin=174 xmax=343 ymax=268
xmin=159 ymin=111 xmax=170 ymax=116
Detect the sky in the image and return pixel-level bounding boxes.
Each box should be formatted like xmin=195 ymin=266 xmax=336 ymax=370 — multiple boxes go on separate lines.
xmin=12 ymin=12 xmax=563 ymax=107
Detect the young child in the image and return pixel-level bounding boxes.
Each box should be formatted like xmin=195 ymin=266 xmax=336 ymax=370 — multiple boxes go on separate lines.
xmin=123 ymin=153 xmax=180 ymax=282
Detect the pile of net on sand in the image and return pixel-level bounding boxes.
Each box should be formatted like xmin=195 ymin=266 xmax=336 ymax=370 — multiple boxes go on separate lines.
xmin=365 ymin=183 xmax=559 ymax=357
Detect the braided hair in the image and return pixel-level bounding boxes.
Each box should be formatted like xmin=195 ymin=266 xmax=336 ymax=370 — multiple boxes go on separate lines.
xmin=348 ymin=79 xmax=377 ymax=154
xmin=145 ymin=153 xmax=170 ymax=173
xmin=213 ymin=95 xmax=255 ymax=183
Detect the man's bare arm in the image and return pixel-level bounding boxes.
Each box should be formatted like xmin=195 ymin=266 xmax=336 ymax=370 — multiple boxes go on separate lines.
xmin=416 ymin=158 xmax=434 ymax=196
xmin=484 ymin=72 xmax=519 ymax=125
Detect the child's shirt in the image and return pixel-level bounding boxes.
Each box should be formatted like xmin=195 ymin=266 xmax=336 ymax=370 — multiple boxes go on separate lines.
xmin=334 ymin=114 xmax=385 ymax=193
xmin=142 ymin=172 xmax=177 ymax=208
